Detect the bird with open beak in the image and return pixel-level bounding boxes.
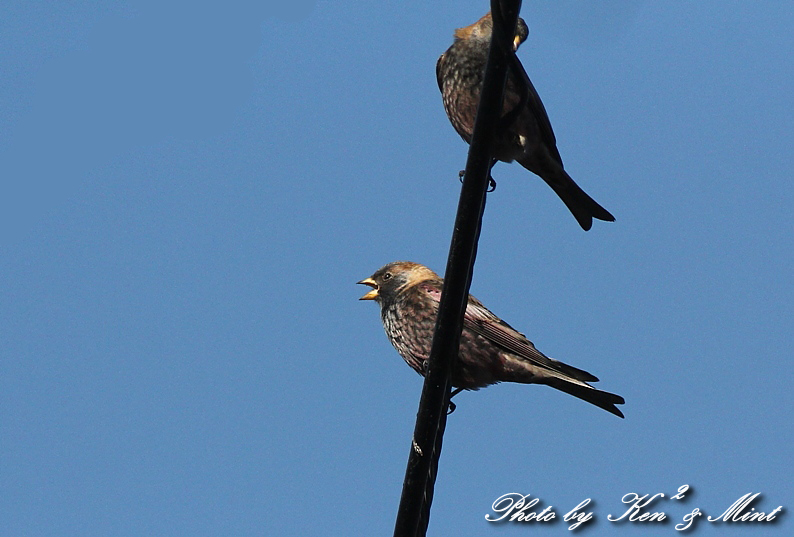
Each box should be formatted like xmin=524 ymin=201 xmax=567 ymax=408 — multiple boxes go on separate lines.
xmin=358 ymin=261 xmax=625 ymax=417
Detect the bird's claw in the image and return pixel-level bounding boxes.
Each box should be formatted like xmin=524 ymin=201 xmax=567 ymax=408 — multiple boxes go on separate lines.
xmin=447 ymin=387 xmax=464 ymax=414
xmin=457 ymin=170 xmax=497 ymax=192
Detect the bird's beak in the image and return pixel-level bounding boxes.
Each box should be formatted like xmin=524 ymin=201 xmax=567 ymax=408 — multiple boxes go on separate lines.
xmin=513 ymin=35 xmax=522 ymax=51
xmin=357 ymin=278 xmax=379 ymax=300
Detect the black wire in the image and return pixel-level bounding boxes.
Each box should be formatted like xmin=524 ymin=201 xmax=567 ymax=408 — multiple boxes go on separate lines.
xmin=392 ymin=1 xmax=524 ymax=536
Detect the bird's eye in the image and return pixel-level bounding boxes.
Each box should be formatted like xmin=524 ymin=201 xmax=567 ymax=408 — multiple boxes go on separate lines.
xmin=382 ymin=272 xmax=392 ymax=281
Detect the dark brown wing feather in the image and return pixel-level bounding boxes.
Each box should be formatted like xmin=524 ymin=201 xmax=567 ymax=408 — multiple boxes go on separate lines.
xmin=462 ymin=296 xmax=599 ymax=383
xmin=504 ymin=59 xmax=563 ymax=166
xmin=436 ymin=54 xmax=445 ymax=92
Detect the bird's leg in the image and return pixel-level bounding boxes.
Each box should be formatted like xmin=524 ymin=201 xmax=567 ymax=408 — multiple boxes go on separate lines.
xmin=447 ymin=387 xmax=465 ymax=414
xmin=487 ymin=159 xmax=498 ymax=192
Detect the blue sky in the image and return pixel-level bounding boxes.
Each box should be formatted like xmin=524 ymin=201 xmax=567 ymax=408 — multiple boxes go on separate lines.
xmin=1 ymin=1 xmax=791 ymax=535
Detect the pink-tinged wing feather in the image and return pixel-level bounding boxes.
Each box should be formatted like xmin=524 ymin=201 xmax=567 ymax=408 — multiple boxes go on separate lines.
xmin=415 ymin=281 xmax=597 ymax=383
xmin=462 ymin=295 xmax=600 ymax=383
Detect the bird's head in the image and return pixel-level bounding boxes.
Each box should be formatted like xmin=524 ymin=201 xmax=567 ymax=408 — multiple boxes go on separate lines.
xmin=454 ymin=12 xmax=528 ymax=51
xmin=358 ymin=261 xmax=439 ymax=303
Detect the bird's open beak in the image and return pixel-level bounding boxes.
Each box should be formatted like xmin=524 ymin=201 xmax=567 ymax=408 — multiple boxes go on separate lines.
xmin=357 ymin=278 xmax=379 ymax=300
xmin=513 ymin=35 xmax=522 ymax=51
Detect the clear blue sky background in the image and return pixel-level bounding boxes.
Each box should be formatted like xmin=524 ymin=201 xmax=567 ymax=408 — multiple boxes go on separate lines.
xmin=2 ymin=1 xmax=791 ymax=536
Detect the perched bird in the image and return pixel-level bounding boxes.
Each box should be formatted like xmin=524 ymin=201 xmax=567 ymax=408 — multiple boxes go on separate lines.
xmin=436 ymin=12 xmax=615 ymax=231
xmin=358 ymin=261 xmax=624 ymax=417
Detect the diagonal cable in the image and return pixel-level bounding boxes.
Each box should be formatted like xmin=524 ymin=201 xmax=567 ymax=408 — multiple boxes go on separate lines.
xmin=392 ymin=1 xmax=524 ymax=535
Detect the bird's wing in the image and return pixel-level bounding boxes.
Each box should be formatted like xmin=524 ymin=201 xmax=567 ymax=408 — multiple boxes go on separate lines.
xmin=435 ymin=54 xmax=445 ymax=92
xmin=462 ymin=295 xmax=599 ymax=383
xmin=505 ymin=57 xmax=564 ymax=166
xmin=417 ymin=282 xmax=598 ymax=382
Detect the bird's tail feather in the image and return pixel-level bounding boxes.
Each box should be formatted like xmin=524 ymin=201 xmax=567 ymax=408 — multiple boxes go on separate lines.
xmin=522 ymin=157 xmax=615 ymax=231
xmin=544 ymin=378 xmax=625 ymax=418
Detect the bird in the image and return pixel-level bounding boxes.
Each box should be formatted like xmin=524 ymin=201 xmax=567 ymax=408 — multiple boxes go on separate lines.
xmin=358 ymin=261 xmax=625 ymax=417
xmin=436 ymin=12 xmax=615 ymax=231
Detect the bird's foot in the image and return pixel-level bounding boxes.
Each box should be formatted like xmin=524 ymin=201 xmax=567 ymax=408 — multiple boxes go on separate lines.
xmin=487 ymin=175 xmax=496 ymax=192
xmin=457 ymin=170 xmax=497 ymax=192
xmin=447 ymin=387 xmax=464 ymax=414
xmin=487 ymin=159 xmax=498 ymax=191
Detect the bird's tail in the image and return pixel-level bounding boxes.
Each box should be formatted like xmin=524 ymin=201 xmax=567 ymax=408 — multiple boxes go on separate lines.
xmin=521 ymin=157 xmax=615 ymax=231
xmin=501 ymin=353 xmax=625 ymax=418
xmin=542 ymin=377 xmax=625 ymax=418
